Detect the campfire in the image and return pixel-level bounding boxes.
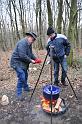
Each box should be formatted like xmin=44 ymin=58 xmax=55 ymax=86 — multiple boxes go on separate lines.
xmin=41 ymin=85 xmax=67 ymax=114
xmin=41 ymin=96 xmax=65 ymax=113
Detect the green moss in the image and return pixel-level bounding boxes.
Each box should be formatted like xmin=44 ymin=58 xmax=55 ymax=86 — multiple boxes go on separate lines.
xmin=67 ymin=49 xmax=73 ymax=66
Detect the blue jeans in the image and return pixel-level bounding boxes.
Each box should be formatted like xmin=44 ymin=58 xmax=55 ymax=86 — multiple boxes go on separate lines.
xmin=15 ymin=67 xmax=29 ymax=96
xmin=54 ymin=58 xmax=68 ymax=82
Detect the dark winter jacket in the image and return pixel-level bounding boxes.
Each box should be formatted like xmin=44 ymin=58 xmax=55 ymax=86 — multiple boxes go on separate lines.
xmin=10 ymin=38 xmax=36 ymax=69
xmin=46 ymin=33 xmax=70 ymax=62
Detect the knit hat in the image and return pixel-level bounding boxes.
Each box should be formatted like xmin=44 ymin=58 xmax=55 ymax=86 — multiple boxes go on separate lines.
xmin=25 ymin=32 xmax=37 ymax=40
xmin=47 ymin=27 xmax=55 ymax=35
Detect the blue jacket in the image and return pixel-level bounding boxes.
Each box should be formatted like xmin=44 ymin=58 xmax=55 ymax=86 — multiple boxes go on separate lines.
xmin=10 ymin=38 xmax=36 ymax=69
xmin=46 ymin=34 xmax=70 ymax=61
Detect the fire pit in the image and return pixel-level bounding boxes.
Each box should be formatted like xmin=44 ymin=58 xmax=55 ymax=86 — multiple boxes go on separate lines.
xmin=41 ymin=85 xmax=68 ymax=115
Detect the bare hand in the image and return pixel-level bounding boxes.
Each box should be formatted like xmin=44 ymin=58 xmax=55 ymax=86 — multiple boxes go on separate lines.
xmin=64 ymin=55 xmax=67 ymax=58
xmin=31 ymin=60 xmax=35 ymax=64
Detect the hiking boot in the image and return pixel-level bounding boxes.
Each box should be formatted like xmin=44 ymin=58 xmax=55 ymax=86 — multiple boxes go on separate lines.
xmin=61 ymin=81 xmax=68 ymax=86
xmin=54 ymin=80 xmax=60 ymax=86
xmin=23 ymin=86 xmax=33 ymax=92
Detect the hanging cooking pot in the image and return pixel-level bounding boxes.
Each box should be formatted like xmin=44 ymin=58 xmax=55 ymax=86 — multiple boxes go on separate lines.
xmin=43 ymin=85 xmax=60 ymax=100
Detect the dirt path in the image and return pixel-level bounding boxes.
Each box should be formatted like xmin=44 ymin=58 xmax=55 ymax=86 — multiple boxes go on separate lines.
xmin=0 ymin=50 xmax=82 ymax=124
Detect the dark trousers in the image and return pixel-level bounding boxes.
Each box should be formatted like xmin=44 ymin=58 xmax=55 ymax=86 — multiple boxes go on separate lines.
xmin=54 ymin=58 xmax=68 ymax=82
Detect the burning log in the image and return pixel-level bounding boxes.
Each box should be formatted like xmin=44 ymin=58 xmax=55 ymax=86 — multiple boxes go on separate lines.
xmin=54 ymin=98 xmax=62 ymax=110
xmin=41 ymin=96 xmax=66 ymax=113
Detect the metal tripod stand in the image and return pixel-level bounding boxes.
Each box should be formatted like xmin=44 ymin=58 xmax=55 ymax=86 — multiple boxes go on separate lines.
xmin=29 ymin=47 xmax=78 ymax=103
xmin=29 ymin=45 xmax=78 ymax=124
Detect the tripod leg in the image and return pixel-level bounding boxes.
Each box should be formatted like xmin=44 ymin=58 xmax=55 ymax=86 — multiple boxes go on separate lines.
xmin=66 ymin=75 xmax=78 ymax=100
xmin=29 ymin=52 xmax=48 ymax=103
xmin=60 ymin=58 xmax=78 ymax=99
xmin=51 ymin=46 xmax=78 ymax=100
xmin=59 ymin=58 xmax=78 ymax=99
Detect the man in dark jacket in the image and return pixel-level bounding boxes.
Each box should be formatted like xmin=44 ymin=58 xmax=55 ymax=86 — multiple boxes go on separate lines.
xmin=10 ymin=32 xmax=41 ymax=100
xmin=46 ymin=27 xmax=70 ymax=86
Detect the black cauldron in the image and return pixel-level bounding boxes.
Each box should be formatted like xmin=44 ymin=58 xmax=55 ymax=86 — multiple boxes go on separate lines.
xmin=43 ymin=85 xmax=60 ymax=100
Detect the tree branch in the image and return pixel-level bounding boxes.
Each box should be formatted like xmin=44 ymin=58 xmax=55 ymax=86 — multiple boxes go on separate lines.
xmin=73 ymin=8 xmax=82 ymax=22
xmin=65 ymin=0 xmax=71 ymax=8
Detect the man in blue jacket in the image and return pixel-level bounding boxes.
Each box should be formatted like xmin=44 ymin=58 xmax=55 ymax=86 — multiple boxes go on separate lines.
xmin=10 ymin=32 xmax=41 ymax=100
xmin=46 ymin=27 xmax=70 ymax=86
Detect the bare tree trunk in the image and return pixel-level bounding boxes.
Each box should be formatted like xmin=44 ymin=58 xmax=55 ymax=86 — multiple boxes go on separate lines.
xmin=77 ymin=2 xmax=81 ymax=49
xmin=7 ymin=23 xmax=13 ymax=49
xmin=46 ymin=0 xmax=53 ymax=26
xmin=19 ymin=0 xmax=25 ymax=36
xmin=36 ymin=0 xmax=39 ymax=34
xmin=52 ymin=0 xmax=56 ymax=28
xmin=28 ymin=1 xmax=32 ymax=31
xmin=35 ymin=0 xmax=39 ymax=50
xmin=0 ymin=21 xmax=4 ymax=50
xmin=57 ymin=0 xmax=63 ymax=33
xmin=63 ymin=1 xmax=67 ymax=35
xmin=2 ymin=19 xmax=8 ymax=50
xmin=12 ymin=0 xmax=20 ymax=40
xmin=38 ymin=0 xmax=43 ymax=49
xmin=0 ymin=0 xmax=7 ymax=50
xmin=25 ymin=9 xmax=27 ymax=31
xmin=35 ymin=0 xmax=43 ymax=50
xmin=41 ymin=0 xmax=47 ymax=48
xmin=68 ymin=0 xmax=77 ymax=65
xmin=81 ymin=28 xmax=82 ymax=49
xmin=7 ymin=0 xmax=16 ymax=47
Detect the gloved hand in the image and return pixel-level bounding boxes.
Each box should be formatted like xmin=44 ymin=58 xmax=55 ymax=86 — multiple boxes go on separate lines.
xmin=34 ymin=58 xmax=42 ymax=64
